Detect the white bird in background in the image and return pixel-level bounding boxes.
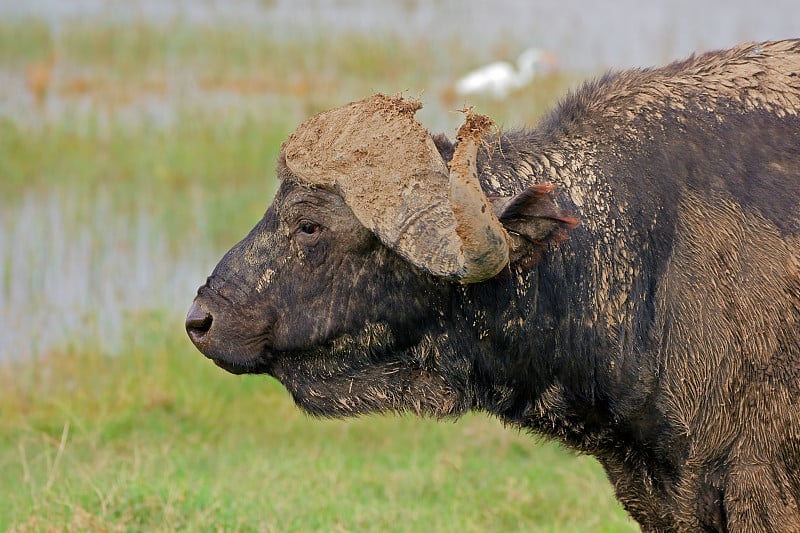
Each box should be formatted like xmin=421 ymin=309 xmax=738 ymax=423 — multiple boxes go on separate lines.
xmin=455 ymin=48 xmax=558 ymax=99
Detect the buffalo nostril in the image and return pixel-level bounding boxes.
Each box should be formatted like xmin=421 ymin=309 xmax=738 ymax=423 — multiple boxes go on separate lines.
xmin=186 ymin=300 xmax=213 ymax=343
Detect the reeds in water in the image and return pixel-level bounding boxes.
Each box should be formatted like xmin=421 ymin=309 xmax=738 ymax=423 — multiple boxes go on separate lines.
xmin=0 ymin=191 xmax=216 ymax=360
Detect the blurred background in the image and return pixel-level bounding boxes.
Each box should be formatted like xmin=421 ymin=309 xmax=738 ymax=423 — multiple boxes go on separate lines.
xmin=1 ymin=1 xmax=797 ymax=530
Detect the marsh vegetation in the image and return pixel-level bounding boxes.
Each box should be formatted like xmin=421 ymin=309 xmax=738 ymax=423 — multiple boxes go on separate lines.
xmin=4 ymin=3 xmax=750 ymax=529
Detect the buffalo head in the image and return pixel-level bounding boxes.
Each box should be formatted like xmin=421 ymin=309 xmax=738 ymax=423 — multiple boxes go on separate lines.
xmin=186 ymin=94 xmax=576 ymax=417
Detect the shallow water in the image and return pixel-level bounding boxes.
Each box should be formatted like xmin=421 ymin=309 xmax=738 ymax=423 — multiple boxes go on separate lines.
xmin=4 ymin=0 xmax=799 ymax=71
xmin=3 ymin=0 xmax=797 ymax=129
xmin=0 ymin=192 xmax=217 ymax=360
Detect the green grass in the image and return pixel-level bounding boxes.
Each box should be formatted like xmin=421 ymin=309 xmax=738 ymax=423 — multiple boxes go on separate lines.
xmin=0 ymin=113 xmax=286 ymax=247
xmin=0 ymin=312 xmax=635 ymax=532
xmin=0 ymin=14 xmax=636 ymax=532
xmin=0 ymin=15 xmax=579 ymax=239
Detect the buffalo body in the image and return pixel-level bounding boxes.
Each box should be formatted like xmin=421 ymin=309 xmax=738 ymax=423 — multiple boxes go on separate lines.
xmin=187 ymin=40 xmax=800 ymax=531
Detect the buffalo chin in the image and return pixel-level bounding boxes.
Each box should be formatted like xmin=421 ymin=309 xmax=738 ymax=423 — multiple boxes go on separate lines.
xmin=212 ymin=357 xmax=270 ymax=375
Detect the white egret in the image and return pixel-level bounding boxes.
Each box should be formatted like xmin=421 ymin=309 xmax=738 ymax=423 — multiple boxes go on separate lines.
xmin=455 ymin=48 xmax=557 ymax=99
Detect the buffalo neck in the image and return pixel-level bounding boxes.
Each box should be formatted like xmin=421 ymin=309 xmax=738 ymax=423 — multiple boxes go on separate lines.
xmin=467 ymin=135 xmax=677 ymax=453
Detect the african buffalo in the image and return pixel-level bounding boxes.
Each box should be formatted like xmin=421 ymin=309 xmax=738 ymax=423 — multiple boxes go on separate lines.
xmin=186 ymin=40 xmax=800 ymax=531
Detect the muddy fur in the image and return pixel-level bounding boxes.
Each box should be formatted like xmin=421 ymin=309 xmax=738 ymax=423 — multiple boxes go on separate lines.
xmin=187 ymin=40 xmax=800 ymax=532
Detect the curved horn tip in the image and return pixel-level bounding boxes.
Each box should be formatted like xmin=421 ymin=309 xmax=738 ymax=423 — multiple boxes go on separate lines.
xmin=455 ymin=109 xmax=494 ymax=142
xmin=445 ymin=109 xmax=509 ymax=284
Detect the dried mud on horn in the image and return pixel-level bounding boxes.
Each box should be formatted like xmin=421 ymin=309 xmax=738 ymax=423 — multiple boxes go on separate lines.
xmin=447 ymin=109 xmax=510 ymax=283
xmin=281 ymin=94 xmax=510 ymax=282
xmin=281 ymin=93 xmax=447 ymax=189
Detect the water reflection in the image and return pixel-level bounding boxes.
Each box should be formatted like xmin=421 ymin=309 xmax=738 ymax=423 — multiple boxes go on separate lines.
xmin=0 ymin=193 xmax=216 ymax=360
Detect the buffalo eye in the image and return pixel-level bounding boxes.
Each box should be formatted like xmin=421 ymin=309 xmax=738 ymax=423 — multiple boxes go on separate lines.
xmin=296 ymin=221 xmax=323 ymax=246
xmin=299 ymin=222 xmax=320 ymax=235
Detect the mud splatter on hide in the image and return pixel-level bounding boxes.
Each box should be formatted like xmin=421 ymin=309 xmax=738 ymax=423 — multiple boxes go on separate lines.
xmin=189 ymin=39 xmax=800 ymax=533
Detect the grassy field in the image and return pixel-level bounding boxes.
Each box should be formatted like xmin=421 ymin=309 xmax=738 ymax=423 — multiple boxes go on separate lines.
xmin=0 ymin=14 xmax=637 ymax=532
xmin=0 ymin=329 xmax=635 ymax=532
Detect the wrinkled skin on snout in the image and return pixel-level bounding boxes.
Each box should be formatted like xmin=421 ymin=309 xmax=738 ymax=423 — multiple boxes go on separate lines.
xmin=187 ymin=170 xmax=475 ymax=417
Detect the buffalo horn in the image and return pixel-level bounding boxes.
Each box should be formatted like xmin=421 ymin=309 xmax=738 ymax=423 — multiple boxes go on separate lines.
xmin=282 ymin=94 xmax=509 ymax=283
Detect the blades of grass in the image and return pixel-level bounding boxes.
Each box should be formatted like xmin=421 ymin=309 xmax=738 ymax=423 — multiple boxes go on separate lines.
xmin=43 ymin=419 xmax=70 ymax=492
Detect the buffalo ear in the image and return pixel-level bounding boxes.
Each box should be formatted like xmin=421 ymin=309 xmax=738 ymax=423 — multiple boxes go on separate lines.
xmin=489 ymin=183 xmax=579 ymax=266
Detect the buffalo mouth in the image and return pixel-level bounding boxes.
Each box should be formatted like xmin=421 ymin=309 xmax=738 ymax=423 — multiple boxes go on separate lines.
xmin=211 ymin=355 xmax=271 ymax=375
